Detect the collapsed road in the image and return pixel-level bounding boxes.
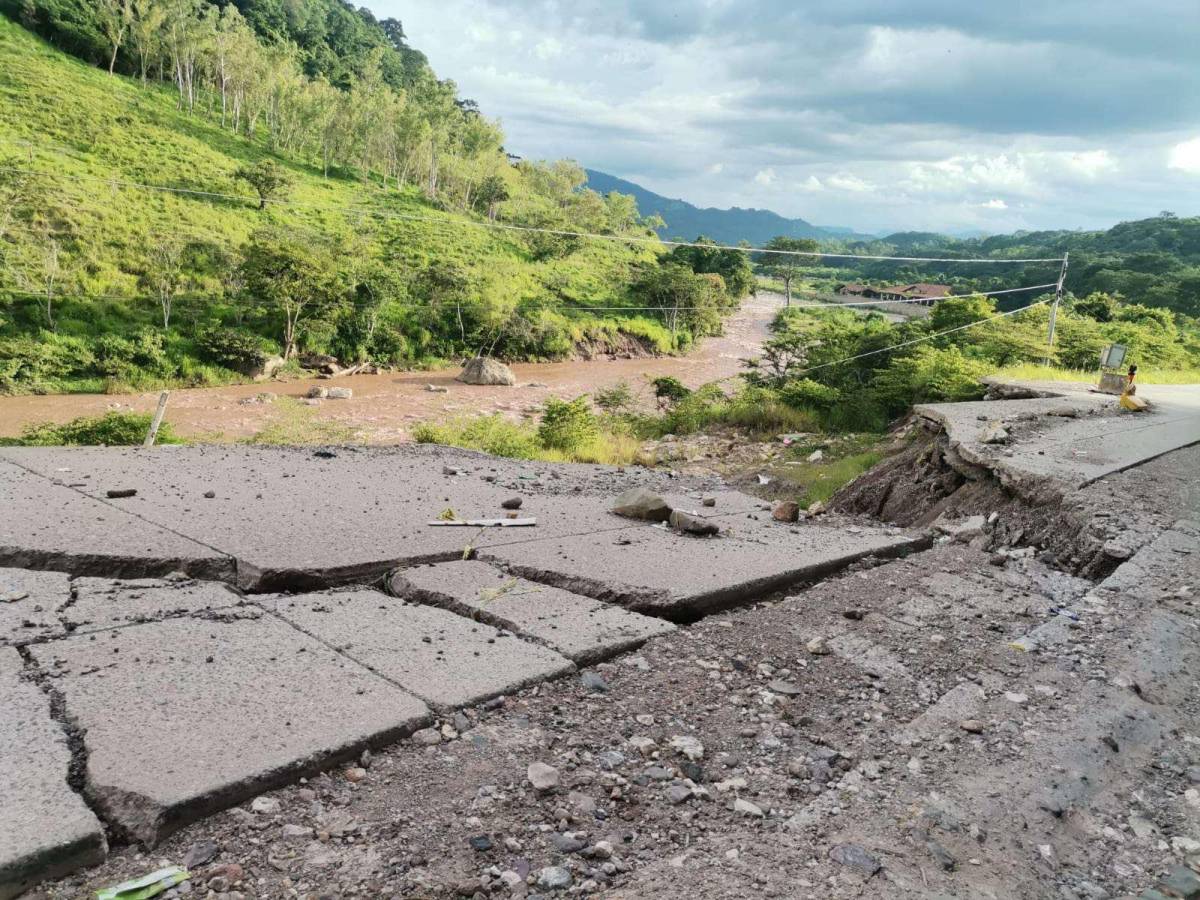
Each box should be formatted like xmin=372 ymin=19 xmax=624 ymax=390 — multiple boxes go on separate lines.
xmin=1 ymin=380 xmax=1198 ymax=900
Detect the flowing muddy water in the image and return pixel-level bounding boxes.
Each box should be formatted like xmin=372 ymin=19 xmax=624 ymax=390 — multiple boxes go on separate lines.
xmin=0 ymin=294 xmax=786 ymax=443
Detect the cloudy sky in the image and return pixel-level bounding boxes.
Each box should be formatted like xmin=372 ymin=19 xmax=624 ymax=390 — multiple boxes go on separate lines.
xmin=373 ymin=1 xmax=1200 ymax=234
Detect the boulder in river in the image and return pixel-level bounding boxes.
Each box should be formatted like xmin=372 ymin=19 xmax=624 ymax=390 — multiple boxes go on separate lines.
xmin=458 ymin=357 xmax=517 ymax=386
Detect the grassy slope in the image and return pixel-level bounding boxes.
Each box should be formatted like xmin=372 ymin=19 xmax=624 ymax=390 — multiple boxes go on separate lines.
xmin=0 ymin=18 xmax=667 ymax=378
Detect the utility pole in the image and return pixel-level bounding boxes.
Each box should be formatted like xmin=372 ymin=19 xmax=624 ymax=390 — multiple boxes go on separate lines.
xmin=1045 ymin=252 xmax=1069 ymax=366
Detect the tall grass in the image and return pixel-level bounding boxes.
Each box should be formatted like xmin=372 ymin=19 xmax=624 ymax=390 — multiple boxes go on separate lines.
xmin=993 ymin=363 xmax=1200 ymax=385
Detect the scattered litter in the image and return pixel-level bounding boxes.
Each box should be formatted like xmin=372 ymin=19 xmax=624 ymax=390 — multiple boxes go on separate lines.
xmin=96 ymin=867 xmax=189 ymax=900
xmin=437 ymin=508 xmax=457 ymax=521
xmin=756 ymin=474 xmax=772 ymax=486
xmin=429 ymin=518 xmax=537 ymax=527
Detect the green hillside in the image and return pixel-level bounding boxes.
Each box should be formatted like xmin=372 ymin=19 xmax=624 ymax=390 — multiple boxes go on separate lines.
xmin=0 ymin=11 xmax=742 ymax=394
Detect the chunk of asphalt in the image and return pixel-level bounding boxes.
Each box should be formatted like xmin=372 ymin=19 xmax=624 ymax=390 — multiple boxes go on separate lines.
xmin=479 ymin=524 xmax=921 ymax=618
xmin=65 ymin=577 xmax=246 ymax=635
xmin=27 ymin=615 xmax=428 ymax=846
xmin=389 ymin=560 xmax=674 ymax=664
xmin=0 ymin=647 xmax=106 ymax=900
xmin=0 ymin=459 xmax=232 ymax=582
xmin=0 ymin=567 xmax=70 ymax=645
xmin=262 ymin=588 xmax=575 ymax=708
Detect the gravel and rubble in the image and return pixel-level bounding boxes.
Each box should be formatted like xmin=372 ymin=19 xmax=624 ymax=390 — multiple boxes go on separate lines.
xmin=17 ymin=438 xmax=1199 ymax=900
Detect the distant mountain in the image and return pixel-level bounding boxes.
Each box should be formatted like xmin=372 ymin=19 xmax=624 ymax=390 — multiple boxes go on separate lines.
xmin=584 ymin=169 xmax=872 ymax=246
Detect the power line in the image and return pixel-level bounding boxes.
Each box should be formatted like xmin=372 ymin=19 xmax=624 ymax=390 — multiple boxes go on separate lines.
xmin=0 ymin=164 xmax=1066 ymax=264
xmin=0 ymin=282 xmax=1057 ymax=311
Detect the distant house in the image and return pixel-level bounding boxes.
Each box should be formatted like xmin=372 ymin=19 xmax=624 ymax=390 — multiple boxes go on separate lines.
xmin=839 ymin=282 xmax=953 ymax=305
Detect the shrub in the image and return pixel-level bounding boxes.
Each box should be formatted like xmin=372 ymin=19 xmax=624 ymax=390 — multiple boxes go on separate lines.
xmin=3 ymin=412 xmax=182 ymax=446
xmin=595 ymin=380 xmax=634 ymax=412
xmin=197 ymin=327 xmax=272 ymax=374
xmin=649 ymin=375 xmax=690 ymax=409
xmin=779 ymin=378 xmax=842 ymax=411
xmin=0 ymin=334 xmax=93 ymax=392
xmin=413 ymin=416 xmax=540 ymax=459
xmin=538 ymin=396 xmax=600 ymax=453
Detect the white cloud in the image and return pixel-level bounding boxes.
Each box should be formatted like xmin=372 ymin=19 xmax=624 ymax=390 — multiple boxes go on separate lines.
xmin=1065 ymin=149 xmax=1116 ymax=178
xmin=826 ymin=173 xmax=875 ymax=193
xmin=1168 ymin=137 xmax=1200 ymax=174
xmin=798 ymin=175 xmax=824 ymax=191
xmin=706 ymin=163 xmax=725 ymax=175
xmin=753 ymin=167 xmax=777 ymax=186
xmin=979 ymin=198 xmax=1008 ymax=209
xmin=534 ymin=37 xmax=563 ymax=60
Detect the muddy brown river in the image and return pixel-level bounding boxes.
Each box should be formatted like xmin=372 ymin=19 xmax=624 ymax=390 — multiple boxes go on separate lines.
xmin=0 ymin=294 xmax=786 ymax=443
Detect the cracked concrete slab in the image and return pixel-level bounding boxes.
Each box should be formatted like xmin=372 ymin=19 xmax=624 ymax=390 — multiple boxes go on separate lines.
xmin=65 ymin=576 xmax=245 ymax=635
xmin=479 ymin=523 xmax=920 ymax=617
xmin=0 ymin=447 xmax=646 ymax=589
xmin=0 ymin=567 xmax=69 ymax=645
xmin=0 ymin=647 xmax=106 ymax=900
xmin=0 ymin=459 xmax=233 ymax=581
xmin=916 ymin=382 xmax=1200 ymax=489
xmin=262 ymin=588 xmax=575 ymax=707
xmin=390 ymin=560 xmax=675 ymax=664
xmin=27 ymin=615 xmax=428 ymax=846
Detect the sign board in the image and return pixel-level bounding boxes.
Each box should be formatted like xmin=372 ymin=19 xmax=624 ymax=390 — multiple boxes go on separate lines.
xmin=1099 ymin=343 xmax=1127 ymax=369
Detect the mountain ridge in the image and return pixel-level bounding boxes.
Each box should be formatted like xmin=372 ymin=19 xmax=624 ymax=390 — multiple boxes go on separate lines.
xmin=584 ymin=169 xmax=874 ymax=246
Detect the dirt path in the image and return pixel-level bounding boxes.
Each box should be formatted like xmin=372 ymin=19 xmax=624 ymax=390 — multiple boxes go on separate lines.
xmin=0 ymin=295 xmax=784 ymax=442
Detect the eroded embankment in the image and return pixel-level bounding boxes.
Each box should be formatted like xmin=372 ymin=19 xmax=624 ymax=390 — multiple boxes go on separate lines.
xmin=830 ymin=416 xmax=1144 ymax=580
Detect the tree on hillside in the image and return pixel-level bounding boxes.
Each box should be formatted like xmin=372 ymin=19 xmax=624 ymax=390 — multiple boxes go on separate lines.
xmin=633 ymin=262 xmax=728 ymax=340
xmin=410 ymin=261 xmax=473 ymax=346
xmin=140 ymin=238 xmax=185 ymax=330
xmin=96 ymin=0 xmax=133 ymax=74
xmin=669 ymin=236 xmax=754 ymax=299
xmin=235 ymin=160 xmax=291 ymax=210
xmin=474 ymin=174 xmax=509 ymax=221
xmin=239 ymin=229 xmax=344 ymax=358
xmin=757 ymin=236 xmax=819 ymax=306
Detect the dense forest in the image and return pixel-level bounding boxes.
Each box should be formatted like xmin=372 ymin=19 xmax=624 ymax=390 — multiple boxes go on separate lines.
xmin=0 ymin=3 xmax=749 ymax=394
xmin=823 ymin=214 xmax=1200 ymax=318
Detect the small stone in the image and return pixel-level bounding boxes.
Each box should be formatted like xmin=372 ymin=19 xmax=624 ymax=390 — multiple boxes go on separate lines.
xmin=1159 ymin=864 xmax=1200 ymax=898
xmin=701 ymin=497 xmax=716 ymax=507
xmin=501 ymin=497 xmax=523 ymax=510
xmin=425 ymin=384 xmax=449 ymax=393
xmin=959 ymin=719 xmax=985 ymax=734
xmin=806 ymin=637 xmax=830 ymax=656
xmin=106 ymin=488 xmax=137 ymax=499
xmin=344 ymin=767 xmax=367 ymax=783
xmin=412 ymin=727 xmax=441 ymax=746
xmin=281 ymin=823 xmax=313 ymax=839
xmin=250 ymin=796 xmax=280 ymax=816
xmin=499 ymin=871 xmax=523 ymax=889
xmin=772 ymin=501 xmax=800 ymax=523
xmin=829 ymin=843 xmax=881 ymax=875
xmin=527 ymin=761 xmax=559 ymax=790
xmin=767 ymin=679 xmax=802 ymax=696
xmin=669 ymin=509 xmax=720 ymax=536
xmin=979 ymin=422 xmax=1009 ymax=444
xmin=306 ymin=386 xmax=328 ymax=399
xmin=589 ymin=840 xmax=614 ymax=859
xmin=667 ymin=783 xmax=693 ymax=804
xmin=668 ymin=735 xmax=704 ymax=761
xmin=536 ymin=866 xmax=572 ymax=891
xmin=1004 ymin=692 xmax=1029 ymax=705
xmin=183 ymin=839 xmax=218 ymax=869
xmin=612 ymin=487 xmax=671 ymax=522
xmin=734 ymin=798 xmax=764 ymax=817
xmin=327 ymin=387 xmax=352 ymax=400
xmin=552 ymin=833 xmax=587 ymax=853
xmin=469 ymin=834 xmax=493 ymax=852
xmin=202 ymin=490 xmax=216 ymax=499
xmin=806 ymin=449 xmax=824 ymax=462
xmin=581 ymin=671 xmax=609 ymax=693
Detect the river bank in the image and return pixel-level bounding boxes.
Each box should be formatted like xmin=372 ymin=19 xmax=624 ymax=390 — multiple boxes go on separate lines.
xmin=0 ymin=296 xmax=785 ymax=443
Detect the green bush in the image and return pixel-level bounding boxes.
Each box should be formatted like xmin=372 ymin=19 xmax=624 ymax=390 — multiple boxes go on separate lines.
xmin=538 ymin=396 xmax=600 ymax=453
xmin=595 ymin=380 xmax=634 ymax=412
xmin=2 ymin=412 xmax=182 ymax=446
xmin=0 ymin=334 xmax=93 ymax=392
xmin=779 ymin=378 xmax=842 ymax=411
xmin=413 ymin=415 xmax=540 ymax=459
xmin=650 ymin=376 xmax=690 ymax=409
xmin=197 ymin=327 xmax=271 ymax=373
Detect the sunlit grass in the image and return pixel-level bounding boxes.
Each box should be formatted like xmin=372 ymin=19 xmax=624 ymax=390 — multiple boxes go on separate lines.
xmin=245 ymin=398 xmax=359 ymax=445
xmin=411 ymin=414 xmax=646 ymax=466
xmin=994 ymin=363 xmax=1200 ymax=385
